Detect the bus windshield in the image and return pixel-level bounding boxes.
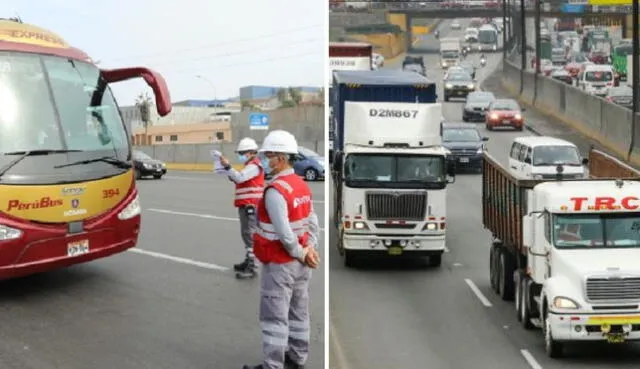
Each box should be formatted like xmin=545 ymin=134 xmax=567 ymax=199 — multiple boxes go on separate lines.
xmin=0 ymin=51 xmax=129 ymax=181
xmin=478 ymin=29 xmax=497 ymax=44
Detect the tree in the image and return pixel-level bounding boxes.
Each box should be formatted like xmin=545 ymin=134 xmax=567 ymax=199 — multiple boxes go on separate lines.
xmin=288 ymin=87 xmax=302 ymax=105
xmin=135 ymin=92 xmax=153 ymax=145
xmin=276 ymin=88 xmax=287 ymax=102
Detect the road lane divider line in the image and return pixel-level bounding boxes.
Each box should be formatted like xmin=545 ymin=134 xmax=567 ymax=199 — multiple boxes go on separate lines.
xmin=520 ymin=349 xmax=543 ymax=369
xmin=464 ymin=278 xmax=493 ymax=307
xmin=146 ymin=208 xmax=325 ymax=231
xmin=128 ymin=248 xmax=230 ymax=271
xmin=329 ymin=319 xmax=350 ymax=369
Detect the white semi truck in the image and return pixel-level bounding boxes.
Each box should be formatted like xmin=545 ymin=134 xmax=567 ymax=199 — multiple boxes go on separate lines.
xmin=334 ymin=101 xmax=454 ymax=267
xmin=439 ymin=37 xmax=461 ymax=69
xmin=484 ymin=148 xmax=640 ymax=358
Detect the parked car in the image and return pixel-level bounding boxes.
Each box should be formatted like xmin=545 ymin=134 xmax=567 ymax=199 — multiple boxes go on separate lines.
xmin=133 ymin=150 xmax=167 ymax=179
xmin=605 ymin=86 xmax=632 ymax=109
xmin=442 ymin=122 xmax=489 ymax=173
xmin=463 ymin=91 xmax=496 ymax=122
xmin=293 ymin=147 xmax=325 ymax=181
xmin=485 ymin=98 xmax=525 ymax=131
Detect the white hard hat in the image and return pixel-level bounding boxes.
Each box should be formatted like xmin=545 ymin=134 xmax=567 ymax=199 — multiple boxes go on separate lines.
xmin=259 ymin=130 xmax=298 ymax=154
xmin=236 ymin=137 xmax=258 ymax=152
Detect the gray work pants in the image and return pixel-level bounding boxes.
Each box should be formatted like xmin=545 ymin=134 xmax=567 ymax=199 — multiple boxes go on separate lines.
xmin=238 ymin=206 xmax=257 ymax=262
xmin=260 ymin=260 xmax=312 ymax=369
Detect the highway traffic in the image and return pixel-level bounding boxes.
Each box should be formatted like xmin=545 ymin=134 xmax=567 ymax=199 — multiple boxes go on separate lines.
xmin=329 ymin=19 xmax=640 ymax=369
xmin=0 ymin=172 xmax=325 ymax=369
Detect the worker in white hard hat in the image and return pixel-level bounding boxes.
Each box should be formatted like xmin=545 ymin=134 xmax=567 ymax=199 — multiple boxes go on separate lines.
xmin=219 ymin=137 xmax=265 ymax=278
xmin=242 ymin=130 xmax=320 ymax=369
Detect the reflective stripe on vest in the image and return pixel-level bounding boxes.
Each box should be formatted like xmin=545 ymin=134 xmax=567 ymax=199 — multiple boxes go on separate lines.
xmin=234 ymin=157 xmax=264 ymax=207
xmin=253 ymin=174 xmax=312 ymax=264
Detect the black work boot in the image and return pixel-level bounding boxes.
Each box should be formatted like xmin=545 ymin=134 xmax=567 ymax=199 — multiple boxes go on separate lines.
xmin=285 ymin=353 xmax=305 ymax=369
xmin=233 ymin=259 xmax=249 ymax=272
xmin=235 ymin=260 xmax=257 ymax=279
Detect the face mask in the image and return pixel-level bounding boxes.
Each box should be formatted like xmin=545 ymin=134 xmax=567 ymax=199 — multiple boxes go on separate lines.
xmin=260 ymin=157 xmax=272 ymax=175
xmin=238 ymin=154 xmax=247 ymax=163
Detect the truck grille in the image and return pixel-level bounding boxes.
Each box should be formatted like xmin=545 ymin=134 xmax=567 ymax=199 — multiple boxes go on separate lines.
xmin=586 ymin=277 xmax=640 ymax=301
xmin=366 ymin=192 xmax=426 ymax=221
xmin=449 ymin=148 xmax=476 ymax=156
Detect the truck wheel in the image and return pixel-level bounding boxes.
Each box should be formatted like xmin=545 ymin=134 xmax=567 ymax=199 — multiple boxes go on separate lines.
xmin=489 ymin=244 xmax=499 ymax=294
xmin=429 ymin=254 xmax=442 ymax=267
xmin=520 ymin=279 xmax=534 ymax=330
xmin=499 ymin=251 xmax=515 ymax=301
xmin=544 ymin=309 xmax=564 ymax=358
xmin=344 ymin=250 xmax=356 ymax=268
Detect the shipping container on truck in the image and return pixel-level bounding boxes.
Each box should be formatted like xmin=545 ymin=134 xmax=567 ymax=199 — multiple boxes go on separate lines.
xmin=328 ymin=42 xmax=373 ymax=159
xmin=331 ymin=69 xmax=438 ymax=156
xmin=482 ymin=147 xmax=640 ymax=358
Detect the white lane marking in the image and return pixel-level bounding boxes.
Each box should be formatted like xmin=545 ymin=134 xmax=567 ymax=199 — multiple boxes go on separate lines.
xmin=330 ymin=319 xmax=351 ymax=369
xmin=146 ymin=208 xmax=325 ymax=231
xmin=520 ymin=349 xmax=543 ymax=369
xmin=464 ymin=278 xmax=493 ymax=307
xmin=128 ymin=248 xmax=230 ymax=271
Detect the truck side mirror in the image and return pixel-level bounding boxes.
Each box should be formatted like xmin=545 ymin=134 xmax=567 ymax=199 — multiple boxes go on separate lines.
xmin=332 ymin=152 xmax=343 ymax=173
xmin=524 ymin=157 xmax=532 ymax=164
xmin=582 ymin=157 xmax=589 ymax=165
xmin=446 ymin=161 xmax=456 ymax=183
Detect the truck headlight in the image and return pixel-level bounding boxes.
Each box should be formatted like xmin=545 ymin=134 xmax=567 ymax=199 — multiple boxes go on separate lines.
xmin=352 ymin=221 xmax=369 ymax=230
xmin=446 ymin=83 xmax=453 ymax=89
xmin=553 ymin=296 xmax=580 ymax=309
xmin=118 ymin=194 xmax=141 ymax=220
xmin=0 ymin=225 xmax=22 ymax=241
xmin=476 ymin=147 xmax=483 ymax=154
xmin=422 ymin=222 xmax=438 ymax=231
xmin=533 ymin=174 xmax=544 ymax=180
xmin=468 ymin=83 xmax=475 ymax=89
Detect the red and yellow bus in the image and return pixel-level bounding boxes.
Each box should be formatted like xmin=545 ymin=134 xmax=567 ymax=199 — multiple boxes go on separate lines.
xmin=0 ymin=18 xmax=171 ymax=279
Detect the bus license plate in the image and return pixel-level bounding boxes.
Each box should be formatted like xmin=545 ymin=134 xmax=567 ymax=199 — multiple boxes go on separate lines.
xmin=388 ymin=246 xmax=403 ymax=256
xmin=68 ymin=240 xmax=89 ymax=257
xmin=459 ymin=157 xmax=469 ymax=163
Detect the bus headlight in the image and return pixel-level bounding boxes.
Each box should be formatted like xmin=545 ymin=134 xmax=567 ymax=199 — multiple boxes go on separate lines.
xmin=0 ymin=225 xmax=22 ymax=241
xmin=118 ymin=194 xmax=141 ymax=220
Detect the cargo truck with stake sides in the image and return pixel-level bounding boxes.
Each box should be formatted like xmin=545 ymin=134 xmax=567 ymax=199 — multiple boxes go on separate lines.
xmin=332 ymin=70 xmax=455 ymax=267
xmin=483 ymin=148 xmax=640 ymax=358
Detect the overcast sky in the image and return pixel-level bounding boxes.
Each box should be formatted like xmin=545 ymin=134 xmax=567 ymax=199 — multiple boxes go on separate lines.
xmin=5 ymin=0 xmax=325 ymax=106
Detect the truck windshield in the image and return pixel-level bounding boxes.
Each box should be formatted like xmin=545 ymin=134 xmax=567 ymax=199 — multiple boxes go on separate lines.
xmin=442 ymin=50 xmax=459 ymax=59
xmin=0 ymin=51 xmax=129 ymax=181
xmin=344 ymin=153 xmax=446 ymax=189
xmin=478 ymin=30 xmax=497 ymax=44
xmin=532 ymin=145 xmax=581 ymax=166
xmin=553 ymin=214 xmax=640 ymax=248
xmin=585 ymin=71 xmax=613 ymax=82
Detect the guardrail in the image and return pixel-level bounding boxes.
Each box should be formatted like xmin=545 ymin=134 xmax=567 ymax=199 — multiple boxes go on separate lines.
xmin=500 ymin=55 xmax=640 ymax=166
xmin=134 ymin=140 xmax=325 ymax=171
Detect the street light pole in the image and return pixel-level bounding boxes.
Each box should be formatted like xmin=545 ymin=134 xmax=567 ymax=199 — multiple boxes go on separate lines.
xmin=196 ymin=75 xmax=218 ymax=117
xmin=630 ymin=0 xmax=639 ymax=159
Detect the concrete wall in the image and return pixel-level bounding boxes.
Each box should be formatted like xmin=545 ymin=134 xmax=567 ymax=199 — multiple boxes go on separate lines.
xmin=501 ymin=50 xmax=640 ymax=166
xmin=329 ymin=11 xmax=387 ymax=28
xmin=134 ymin=105 xmax=325 ymax=171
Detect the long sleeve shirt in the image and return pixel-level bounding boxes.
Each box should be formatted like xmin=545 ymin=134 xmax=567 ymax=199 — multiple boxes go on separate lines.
xmin=226 ymin=163 xmax=260 ymax=184
xmin=264 ymin=168 xmax=320 ymax=260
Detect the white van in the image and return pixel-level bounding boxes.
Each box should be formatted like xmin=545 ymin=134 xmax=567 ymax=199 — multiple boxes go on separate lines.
xmin=577 ymin=64 xmax=614 ymax=97
xmin=508 ymin=136 xmax=588 ymax=179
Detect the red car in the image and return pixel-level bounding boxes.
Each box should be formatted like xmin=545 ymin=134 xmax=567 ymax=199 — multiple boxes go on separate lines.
xmin=485 ymin=98 xmax=525 ymax=131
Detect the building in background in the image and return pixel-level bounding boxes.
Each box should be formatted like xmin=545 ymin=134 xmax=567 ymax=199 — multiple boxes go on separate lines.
xmin=239 ymin=85 xmax=322 ymax=102
xmin=132 ymin=121 xmax=231 ymax=146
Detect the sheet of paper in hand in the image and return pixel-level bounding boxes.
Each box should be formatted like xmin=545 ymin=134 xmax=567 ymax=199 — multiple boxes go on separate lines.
xmin=210 ymin=150 xmax=226 ymax=173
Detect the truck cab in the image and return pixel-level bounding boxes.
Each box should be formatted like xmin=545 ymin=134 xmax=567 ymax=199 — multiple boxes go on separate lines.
xmin=439 ymin=37 xmax=461 ymax=69
xmin=334 ymin=101 xmax=455 ymax=268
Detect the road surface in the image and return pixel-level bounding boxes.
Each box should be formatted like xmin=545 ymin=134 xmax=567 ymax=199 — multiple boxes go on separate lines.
xmin=329 ymin=18 xmax=640 ymax=369
xmin=0 ymin=171 xmax=325 ymax=369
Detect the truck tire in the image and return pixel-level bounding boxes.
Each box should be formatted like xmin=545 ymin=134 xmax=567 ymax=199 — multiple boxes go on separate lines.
xmin=429 ymin=254 xmax=442 ymax=267
xmin=499 ymin=250 xmax=515 ymax=301
xmin=519 ymin=278 xmax=534 ymax=330
xmin=544 ymin=308 xmax=564 ymax=358
xmin=489 ymin=243 xmax=499 ymax=294
xmin=344 ymin=250 xmax=356 ymax=268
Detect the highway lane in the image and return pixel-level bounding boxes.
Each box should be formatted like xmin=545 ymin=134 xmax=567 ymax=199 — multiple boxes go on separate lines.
xmin=0 ymin=171 xmax=325 ymax=369
xmin=329 ymin=19 xmax=540 ymax=369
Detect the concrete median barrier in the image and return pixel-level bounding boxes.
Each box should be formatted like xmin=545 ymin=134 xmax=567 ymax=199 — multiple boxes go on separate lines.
xmin=135 ymin=140 xmax=325 ymax=172
xmin=500 ymin=55 xmax=640 ymax=167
